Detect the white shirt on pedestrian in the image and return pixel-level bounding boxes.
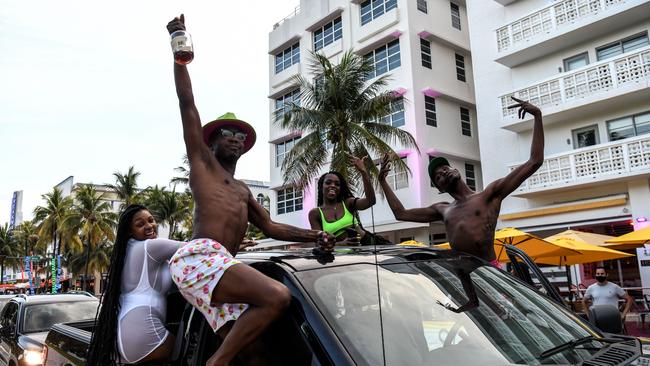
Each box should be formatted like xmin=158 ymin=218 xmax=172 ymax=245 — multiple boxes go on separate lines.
xmin=584 ymin=281 xmax=625 ymax=310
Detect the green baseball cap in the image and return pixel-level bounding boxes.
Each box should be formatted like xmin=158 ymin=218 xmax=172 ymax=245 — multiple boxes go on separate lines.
xmin=428 ymin=156 xmax=451 ymax=180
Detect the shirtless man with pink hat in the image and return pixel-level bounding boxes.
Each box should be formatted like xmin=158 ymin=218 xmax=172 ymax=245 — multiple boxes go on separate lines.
xmin=166 ymin=14 xmax=334 ymax=366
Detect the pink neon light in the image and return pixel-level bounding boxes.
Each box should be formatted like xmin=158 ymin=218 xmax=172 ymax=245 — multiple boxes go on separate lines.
xmin=390 ymin=30 xmax=403 ymax=38
xmin=417 ymin=31 xmax=432 ymax=38
xmin=301 ymin=183 xmax=316 ymax=227
xmin=422 ymin=87 xmax=442 ymax=98
xmin=393 ymin=87 xmax=407 ymax=96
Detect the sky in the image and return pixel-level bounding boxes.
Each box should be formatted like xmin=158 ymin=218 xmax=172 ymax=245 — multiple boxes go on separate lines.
xmin=0 ymin=0 xmax=299 ymax=225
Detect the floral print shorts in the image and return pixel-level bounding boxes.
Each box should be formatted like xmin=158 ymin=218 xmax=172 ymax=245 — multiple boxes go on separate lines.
xmin=169 ymin=238 xmax=249 ymax=332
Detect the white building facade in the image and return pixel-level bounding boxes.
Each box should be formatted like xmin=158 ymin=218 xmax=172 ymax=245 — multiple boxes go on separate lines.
xmin=466 ymin=0 xmax=650 ymax=284
xmin=268 ymin=0 xmax=482 ymax=244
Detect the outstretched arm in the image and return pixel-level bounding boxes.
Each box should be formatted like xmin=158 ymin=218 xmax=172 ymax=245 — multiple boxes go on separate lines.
xmin=167 ymin=15 xmax=207 ymax=163
xmin=345 ymin=154 xmax=376 ymax=211
xmin=488 ymin=97 xmax=544 ymax=200
xmin=247 ymin=193 xmax=334 ymax=250
xmin=378 ymin=155 xmax=442 ymax=222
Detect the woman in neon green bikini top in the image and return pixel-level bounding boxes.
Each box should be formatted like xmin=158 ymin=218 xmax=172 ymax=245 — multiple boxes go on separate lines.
xmin=308 ymin=155 xmax=377 ymax=245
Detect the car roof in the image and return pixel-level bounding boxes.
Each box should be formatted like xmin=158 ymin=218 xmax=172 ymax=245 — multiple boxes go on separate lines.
xmin=238 ymin=245 xmax=480 ymax=272
xmin=11 ymin=293 xmax=98 ymax=305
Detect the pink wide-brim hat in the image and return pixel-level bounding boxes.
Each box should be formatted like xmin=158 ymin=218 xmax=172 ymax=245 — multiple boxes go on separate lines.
xmin=201 ymin=112 xmax=256 ymax=154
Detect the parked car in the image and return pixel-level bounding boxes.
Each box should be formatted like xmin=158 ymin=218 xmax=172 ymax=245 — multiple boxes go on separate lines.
xmin=0 ymin=293 xmax=98 ymax=366
xmin=44 ymin=246 xmax=648 ymax=365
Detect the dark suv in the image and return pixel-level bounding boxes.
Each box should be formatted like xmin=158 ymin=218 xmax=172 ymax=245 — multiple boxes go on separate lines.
xmin=0 ymin=293 xmax=98 ymax=366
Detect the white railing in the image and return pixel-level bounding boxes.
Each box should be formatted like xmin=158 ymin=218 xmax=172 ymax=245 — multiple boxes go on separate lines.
xmin=499 ymin=45 xmax=650 ymax=118
xmin=496 ymin=0 xmax=627 ymax=52
xmin=510 ymin=134 xmax=650 ymax=192
xmin=273 ymin=5 xmax=301 ymax=30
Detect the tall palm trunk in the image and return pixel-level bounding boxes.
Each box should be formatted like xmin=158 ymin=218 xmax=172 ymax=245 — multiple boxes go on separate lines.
xmin=84 ymin=238 xmax=91 ymax=292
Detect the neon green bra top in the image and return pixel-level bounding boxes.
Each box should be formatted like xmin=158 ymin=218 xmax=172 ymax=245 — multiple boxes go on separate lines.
xmin=319 ymin=202 xmax=354 ymax=237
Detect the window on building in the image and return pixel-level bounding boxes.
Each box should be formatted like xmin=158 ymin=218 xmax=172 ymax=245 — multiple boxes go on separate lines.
xmin=465 ymin=163 xmax=476 ymax=191
xmin=420 ymin=38 xmax=432 ymax=69
xmin=572 ymin=125 xmax=600 ymax=148
xmin=563 ymin=52 xmax=589 ymax=72
xmin=256 ymin=193 xmax=267 ymax=206
xmin=274 ymin=89 xmax=300 ymax=121
xmin=450 ymin=2 xmax=461 ymax=30
xmin=378 ymin=98 xmax=405 ymax=127
xmin=314 ymin=17 xmax=343 ymax=51
xmin=455 ymin=53 xmax=466 ymax=82
xmin=607 ymin=111 xmax=650 ymax=141
xmin=429 ymin=232 xmax=447 ymax=245
xmin=360 ymin=0 xmax=398 ymax=26
xmin=277 ymin=187 xmax=303 ymax=214
xmin=596 ymin=32 xmax=649 ymax=61
xmin=275 ymin=42 xmax=300 ymax=74
xmin=417 ymin=0 xmax=428 ymax=13
xmin=275 ymin=137 xmax=300 ymax=167
xmin=383 ymin=158 xmax=409 ymax=190
xmin=365 ymin=39 xmax=401 ymax=79
xmin=460 ymin=107 xmax=471 ymax=136
xmin=424 ymin=95 xmax=437 ymax=127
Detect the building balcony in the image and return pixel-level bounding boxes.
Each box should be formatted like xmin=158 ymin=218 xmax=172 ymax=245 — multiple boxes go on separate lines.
xmin=495 ymin=0 xmax=650 ymax=67
xmin=509 ymin=134 xmax=650 ymax=197
xmin=499 ymin=45 xmax=650 ymax=132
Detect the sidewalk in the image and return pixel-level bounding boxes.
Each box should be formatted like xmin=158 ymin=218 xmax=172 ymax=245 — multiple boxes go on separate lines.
xmin=625 ymin=316 xmax=650 ymax=338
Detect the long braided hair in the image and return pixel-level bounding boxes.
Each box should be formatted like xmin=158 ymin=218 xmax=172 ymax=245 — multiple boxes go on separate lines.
xmin=316 ymin=171 xmax=353 ymax=206
xmin=86 ymin=204 xmax=148 ymax=365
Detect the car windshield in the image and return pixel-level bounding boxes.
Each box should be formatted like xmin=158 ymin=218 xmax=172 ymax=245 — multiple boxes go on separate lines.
xmin=23 ymin=301 xmax=99 ymax=333
xmin=297 ymin=255 xmax=603 ymax=365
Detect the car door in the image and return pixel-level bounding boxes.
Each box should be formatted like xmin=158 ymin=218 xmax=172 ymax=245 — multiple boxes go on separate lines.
xmin=0 ymin=302 xmax=18 ymax=366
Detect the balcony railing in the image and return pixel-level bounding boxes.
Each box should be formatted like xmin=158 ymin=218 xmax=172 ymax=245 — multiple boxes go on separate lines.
xmin=499 ymin=45 xmax=650 ymax=119
xmin=510 ymin=134 xmax=650 ymax=193
xmin=273 ymin=5 xmax=301 ymax=30
xmin=496 ymin=0 xmax=627 ymax=52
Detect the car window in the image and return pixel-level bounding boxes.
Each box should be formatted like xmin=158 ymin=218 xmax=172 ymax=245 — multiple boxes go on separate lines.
xmin=297 ymin=258 xmax=603 ymax=366
xmin=22 ymin=301 xmax=98 ymax=333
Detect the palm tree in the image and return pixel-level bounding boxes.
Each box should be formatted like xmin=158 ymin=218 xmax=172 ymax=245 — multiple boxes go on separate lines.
xmin=67 ymin=240 xmax=112 ymax=294
xmin=66 ymin=185 xmax=117 ymax=293
xmin=13 ymin=221 xmax=41 ymax=258
xmin=33 ymin=188 xmax=74 ymax=290
xmin=144 ymin=186 xmax=191 ymax=238
xmin=279 ymin=50 xmax=418 ymax=191
xmin=12 ymin=221 xmax=41 ymax=289
xmin=170 ymin=154 xmax=190 ymax=187
xmin=107 ymin=166 xmax=141 ymax=209
xmin=0 ymin=223 xmax=18 ymax=284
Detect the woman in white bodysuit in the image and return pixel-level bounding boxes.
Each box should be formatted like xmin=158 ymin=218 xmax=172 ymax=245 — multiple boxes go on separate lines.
xmin=87 ymin=204 xmax=184 ymax=365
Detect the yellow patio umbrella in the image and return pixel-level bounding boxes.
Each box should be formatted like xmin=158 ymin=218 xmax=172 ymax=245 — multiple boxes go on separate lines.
xmin=535 ymin=236 xmax=634 ymax=266
xmin=545 ymin=229 xmax=616 ymax=247
xmin=397 ymin=240 xmax=428 ymax=247
xmin=435 ymin=227 xmax=580 ymax=262
xmin=604 ymin=225 xmax=650 ymax=250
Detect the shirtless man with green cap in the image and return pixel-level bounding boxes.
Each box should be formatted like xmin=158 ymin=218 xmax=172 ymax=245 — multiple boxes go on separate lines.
xmin=166 ymin=14 xmax=334 ymax=366
xmin=379 ymin=98 xmax=544 ymax=267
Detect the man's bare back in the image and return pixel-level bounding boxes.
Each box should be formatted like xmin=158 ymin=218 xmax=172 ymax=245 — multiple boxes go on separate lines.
xmin=379 ymin=97 xmax=543 ymax=263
